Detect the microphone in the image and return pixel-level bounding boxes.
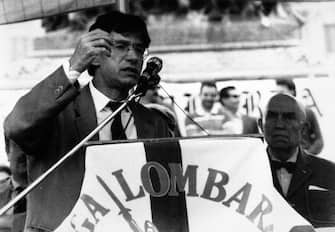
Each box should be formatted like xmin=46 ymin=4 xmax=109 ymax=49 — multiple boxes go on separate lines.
xmin=141 ymin=57 xmax=163 ymax=80
xmin=135 ymin=57 xmax=163 ymax=96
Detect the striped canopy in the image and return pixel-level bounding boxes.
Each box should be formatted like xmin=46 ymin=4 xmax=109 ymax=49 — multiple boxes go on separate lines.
xmin=0 ymin=0 xmax=116 ymax=25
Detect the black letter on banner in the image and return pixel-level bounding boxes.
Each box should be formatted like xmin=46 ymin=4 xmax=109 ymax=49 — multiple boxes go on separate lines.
xmin=222 ymin=183 xmax=251 ymax=215
xmin=81 ymin=219 xmax=94 ymax=232
xmin=70 ymin=214 xmax=80 ymax=232
xmin=169 ymin=163 xmax=198 ymax=197
xmin=141 ymin=161 xmax=170 ymax=197
xmin=80 ymin=194 xmax=110 ymax=231
xmin=200 ymin=168 xmax=229 ymax=202
xmin=247 ymin=194 xmax=273 ymax=232
xmin=112 ymin=169 xmax=145 ymax=201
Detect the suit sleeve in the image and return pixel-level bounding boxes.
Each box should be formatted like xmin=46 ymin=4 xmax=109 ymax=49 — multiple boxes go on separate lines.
xmin=4 ymin=66 xmax=80 ymax=154
xmin=5 ymin=137 xmax=27 ymax=187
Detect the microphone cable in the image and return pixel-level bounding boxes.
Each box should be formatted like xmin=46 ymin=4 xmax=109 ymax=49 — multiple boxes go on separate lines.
xmin=157 ymin=84 xmax=210 ymax=136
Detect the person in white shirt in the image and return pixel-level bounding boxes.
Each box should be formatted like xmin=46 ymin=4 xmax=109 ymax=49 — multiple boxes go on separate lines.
xmin=185 ymin=81 xmax=220 ymax=116
xmin=184 ymin=81 xmax=224 ymax=136
xmin=218 ymin=86 xmax=259 ymax=135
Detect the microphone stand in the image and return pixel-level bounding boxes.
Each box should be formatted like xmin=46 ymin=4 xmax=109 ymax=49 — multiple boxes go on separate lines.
xmin=0 ymin=88 xmax=145 ymax=216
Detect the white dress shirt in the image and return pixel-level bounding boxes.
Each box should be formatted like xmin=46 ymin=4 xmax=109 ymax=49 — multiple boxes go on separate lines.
xmin=270 ymin=150 xmax=298 ymax=196
xmin=219 ymin=107 xmax=243 ymax=134
xmin=62 ymin=62 xmax=137 ymax=140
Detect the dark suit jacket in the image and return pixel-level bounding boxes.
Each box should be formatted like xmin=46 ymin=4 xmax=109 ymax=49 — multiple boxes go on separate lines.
xmin=4 ymin=67 xmax=171 ymax=231
xmin=270 ymin=149 xmax=335 ymax=228
xmin=241 ymin=115 xmax=259 ymax=134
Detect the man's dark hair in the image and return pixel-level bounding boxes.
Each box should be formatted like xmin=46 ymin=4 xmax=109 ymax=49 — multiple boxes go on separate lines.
xmin=0 ymin=165 xmax=11 ymax=176
xmin=219 ymin=86 xmax=236 ymax=100
xmin=200 ymin=81 xmax=217 ymax=93
xmin=276 ymin=78 xmax=296 ymax=97
xmin=88 ymin=11 xmax=151 ymax=76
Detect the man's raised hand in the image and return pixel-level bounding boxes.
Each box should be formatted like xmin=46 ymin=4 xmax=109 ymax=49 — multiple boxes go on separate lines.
xmin=69 ymin=29 xmax=112 ymax=73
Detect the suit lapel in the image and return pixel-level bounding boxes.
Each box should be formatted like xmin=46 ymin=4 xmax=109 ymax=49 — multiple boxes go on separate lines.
xmin=287 ymin=151 xmax=312 ymax=198
xmin=129 ymin=102 xmax=155 ymax=139
xmin=74 ymin=86 xmax=99 ymax=141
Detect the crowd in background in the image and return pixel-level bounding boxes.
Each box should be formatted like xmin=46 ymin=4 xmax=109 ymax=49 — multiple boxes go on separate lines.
xmin=148 ymin=78 xmax=324 ymax=156
xmin=184 ymin=82 xmax=259 ymax=136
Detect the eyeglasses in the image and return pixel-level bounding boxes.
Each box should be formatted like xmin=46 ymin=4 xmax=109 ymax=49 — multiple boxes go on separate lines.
xmin=110 ymin=39 xmax=149 ymax=59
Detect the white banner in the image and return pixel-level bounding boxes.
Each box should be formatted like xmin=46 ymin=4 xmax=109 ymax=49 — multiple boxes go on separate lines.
xmin=0 ymin=0 xmax=115 ymax=25
xmin=55 ymin=137 xmax=313 ymax=232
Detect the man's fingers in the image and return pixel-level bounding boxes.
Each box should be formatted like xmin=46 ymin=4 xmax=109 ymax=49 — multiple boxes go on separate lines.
xmin=89 ymin=39 xmax=112 ymax=52
xmin=70 ymin=30 xmax=112 ymax=72
xmin=96 ymin=47 xmax=111 ymax=57
xmin=85 ymin=29 xmax=111 ymax=39
xmin=81 ymin=30 xmax=112 ymax=45
xmin=77 ymin=34 xmax=112 ymax=57
xmin=87 ymin=47 xmax=111 ymax=57
xmin=88 ymin=29 xmax=110 ymax=36
xmin=83 ymin=34 xmax=112 ymax=45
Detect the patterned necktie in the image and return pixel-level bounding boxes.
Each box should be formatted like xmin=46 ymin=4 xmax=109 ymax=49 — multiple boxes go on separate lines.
xmin=107 ymin=102 xmax=127 ymax=140
xmin=271 ymin=160 xmax=296 ymax=173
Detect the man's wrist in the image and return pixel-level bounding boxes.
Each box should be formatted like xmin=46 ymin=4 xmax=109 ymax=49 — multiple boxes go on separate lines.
xmin=62 ymin=60 xmax=81 ymax=84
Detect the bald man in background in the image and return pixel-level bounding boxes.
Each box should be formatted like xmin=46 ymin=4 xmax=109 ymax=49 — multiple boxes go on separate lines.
xmin=260 ymin=94 xmax=335 ymax=228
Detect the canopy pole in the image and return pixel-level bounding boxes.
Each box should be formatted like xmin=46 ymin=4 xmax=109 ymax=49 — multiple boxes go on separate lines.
xmin=118 ymin=0 xmax=129 ymax=12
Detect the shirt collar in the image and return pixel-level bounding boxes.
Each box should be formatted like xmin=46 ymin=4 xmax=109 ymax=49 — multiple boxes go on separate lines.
xmin=89 ymin=82 xmax=111 ymax=113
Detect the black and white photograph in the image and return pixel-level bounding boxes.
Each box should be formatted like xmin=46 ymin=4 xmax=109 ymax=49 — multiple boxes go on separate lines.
xmin=0 ymin=0 xmax=334 ymax=231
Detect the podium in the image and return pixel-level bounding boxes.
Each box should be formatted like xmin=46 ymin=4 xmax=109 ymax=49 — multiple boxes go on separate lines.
xmin=53 ymin=136 xmax=314 ymax=232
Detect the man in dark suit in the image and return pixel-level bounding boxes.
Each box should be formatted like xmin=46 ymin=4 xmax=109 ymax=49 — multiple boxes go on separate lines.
xmin=219 ymin=86 xmax=259 ymax=134
xmin=260 ymin=93 xmax=335 ymax=228
xmin=4 ymin=11 xmax=171 ymax=232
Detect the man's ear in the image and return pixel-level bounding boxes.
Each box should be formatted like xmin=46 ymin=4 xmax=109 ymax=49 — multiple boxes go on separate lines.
xmin=258 ymin=118 xmax=264 ymax=133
